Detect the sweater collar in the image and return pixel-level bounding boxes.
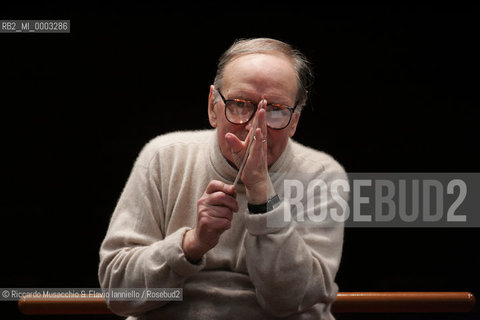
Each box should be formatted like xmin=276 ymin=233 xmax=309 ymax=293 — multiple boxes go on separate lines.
xmin=208 ymin=129 xmax=292 ymax=192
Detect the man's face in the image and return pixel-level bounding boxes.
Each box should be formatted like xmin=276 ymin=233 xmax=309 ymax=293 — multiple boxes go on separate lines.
xmin=208 ymin=53 xmax=300 ymax=167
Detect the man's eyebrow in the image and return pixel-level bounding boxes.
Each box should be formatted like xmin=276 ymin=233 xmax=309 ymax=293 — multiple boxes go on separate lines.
xmin=227 ymin=91 xmax=256 ymax=101
xmin=228 ymin=92 xmax=290 ymax=106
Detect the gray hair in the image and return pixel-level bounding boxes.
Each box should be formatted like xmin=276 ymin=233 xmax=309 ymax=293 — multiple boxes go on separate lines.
xmin=213 ymin=38 xmax=314 ymax=109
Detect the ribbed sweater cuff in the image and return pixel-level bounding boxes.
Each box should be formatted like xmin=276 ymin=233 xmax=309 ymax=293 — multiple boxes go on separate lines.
xmin=161 ymin=227 xmax=206 ymax=277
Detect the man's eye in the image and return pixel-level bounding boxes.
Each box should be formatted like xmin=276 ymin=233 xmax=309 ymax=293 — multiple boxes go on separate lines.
xmin=232 ymin=100 xmax=247 ymax=108
xmin=268 ymin=104 xmax=289 ymax=113
xmin=270 ymin=105 xmax=284 ymax=111
xmin=230 ymin=100 xmax=254 ymax=114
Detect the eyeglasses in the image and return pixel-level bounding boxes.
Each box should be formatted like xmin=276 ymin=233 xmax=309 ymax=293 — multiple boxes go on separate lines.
xmin=215 ymin=89 xmax=298 ymax=130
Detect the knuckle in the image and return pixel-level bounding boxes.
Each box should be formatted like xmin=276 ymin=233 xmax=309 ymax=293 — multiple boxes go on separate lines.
xmin=197 ymin=203 xmax=208 ymax=214
xmin=198 ymin=213 xmax=211 ymax=225
xmin=197 ymin=194 xmax=209 ymax=206
xmin=211 ymin=180 xmax=222 ymax=189
xmin=198 ymin=215 xmax=208 ymax=225
xmin=217 ymin=192 xmax=228 ymax=202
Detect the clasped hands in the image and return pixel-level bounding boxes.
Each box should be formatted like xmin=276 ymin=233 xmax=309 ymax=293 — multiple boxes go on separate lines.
xmin=183 ymin=99 xmax=275 ymax=262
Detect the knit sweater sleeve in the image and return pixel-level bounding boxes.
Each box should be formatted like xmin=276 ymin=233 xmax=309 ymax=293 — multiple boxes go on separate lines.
xmin=98 ymin=142 xmax=205 ymax=317
xmin=243 ymin=159 xmax=348 ymax=317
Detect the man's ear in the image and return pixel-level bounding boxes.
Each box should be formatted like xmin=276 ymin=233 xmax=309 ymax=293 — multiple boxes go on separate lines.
xmin=288 ymin=112 xmax=301 ymax=137
xmin=208 ymin=85 xmax=218 ymax=127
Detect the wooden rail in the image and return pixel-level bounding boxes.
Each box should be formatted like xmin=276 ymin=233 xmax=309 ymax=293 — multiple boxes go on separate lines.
xmin=333 ymin=292 xmax=476 ymax=312
xmin=18 ymin=292 xmax=476 ymax=315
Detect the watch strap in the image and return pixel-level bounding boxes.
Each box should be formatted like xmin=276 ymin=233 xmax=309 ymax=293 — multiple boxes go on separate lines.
xmin=248 ymin=194 xmax=280 ymax=214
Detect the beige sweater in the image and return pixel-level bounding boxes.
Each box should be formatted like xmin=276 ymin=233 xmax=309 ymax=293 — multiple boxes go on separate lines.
xmin=99 ymin=130 xmax=347 ymax=320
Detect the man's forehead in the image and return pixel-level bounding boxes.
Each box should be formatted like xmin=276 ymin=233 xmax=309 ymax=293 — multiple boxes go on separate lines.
xmin=222 ymin=53 xmax=297 ymax=100
xmin=224 ymin=53 xmax=295 ymax=75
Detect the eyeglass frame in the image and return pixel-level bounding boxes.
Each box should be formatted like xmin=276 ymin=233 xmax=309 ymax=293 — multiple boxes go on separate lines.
xmin=214 ymin=88 xmax=299 ymax=130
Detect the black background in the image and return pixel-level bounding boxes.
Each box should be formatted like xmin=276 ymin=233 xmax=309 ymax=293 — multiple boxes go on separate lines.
xmin=1 ymin=2 xmax=479 ymax=319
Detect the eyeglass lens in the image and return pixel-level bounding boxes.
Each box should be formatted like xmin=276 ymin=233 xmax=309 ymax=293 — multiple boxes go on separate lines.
xmin=225 ymin=101 xmax=292 ymax=129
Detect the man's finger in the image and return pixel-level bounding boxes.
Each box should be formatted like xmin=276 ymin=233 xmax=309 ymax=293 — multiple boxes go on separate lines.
xmin=225 ymin=132 xmax=244 ymax=155
xmin=205 ymin=191 xmax=239 ymax=212
xmin=257 ymin=102 xmax=267 ymax=144
xmin=240 ymin=99 xmax=265 ymax=151
xmin=205 ymin=180 xmax=236 ymax=197
xmin=207 ymin=206 xmax=234 ymax=221
xmin=249 ymin=109 xmax=268 ymax=163
xmin=200 ymin=214 xmax=231 ymax=234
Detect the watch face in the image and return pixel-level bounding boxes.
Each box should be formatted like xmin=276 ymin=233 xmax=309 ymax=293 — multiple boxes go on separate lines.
xmin=248 ymin=195 xmax=280 ymax=214
xmin=267 ymin=194 xmax=281 ymax=211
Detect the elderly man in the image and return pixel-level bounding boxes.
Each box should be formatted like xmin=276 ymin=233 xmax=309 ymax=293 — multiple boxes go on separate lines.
xmin=99 ymin=38 xmax=347 ymax=319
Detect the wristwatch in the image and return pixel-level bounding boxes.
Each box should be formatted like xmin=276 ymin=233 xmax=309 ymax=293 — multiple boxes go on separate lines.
xmin=248 ymin=194 xmax=280 ymax=214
